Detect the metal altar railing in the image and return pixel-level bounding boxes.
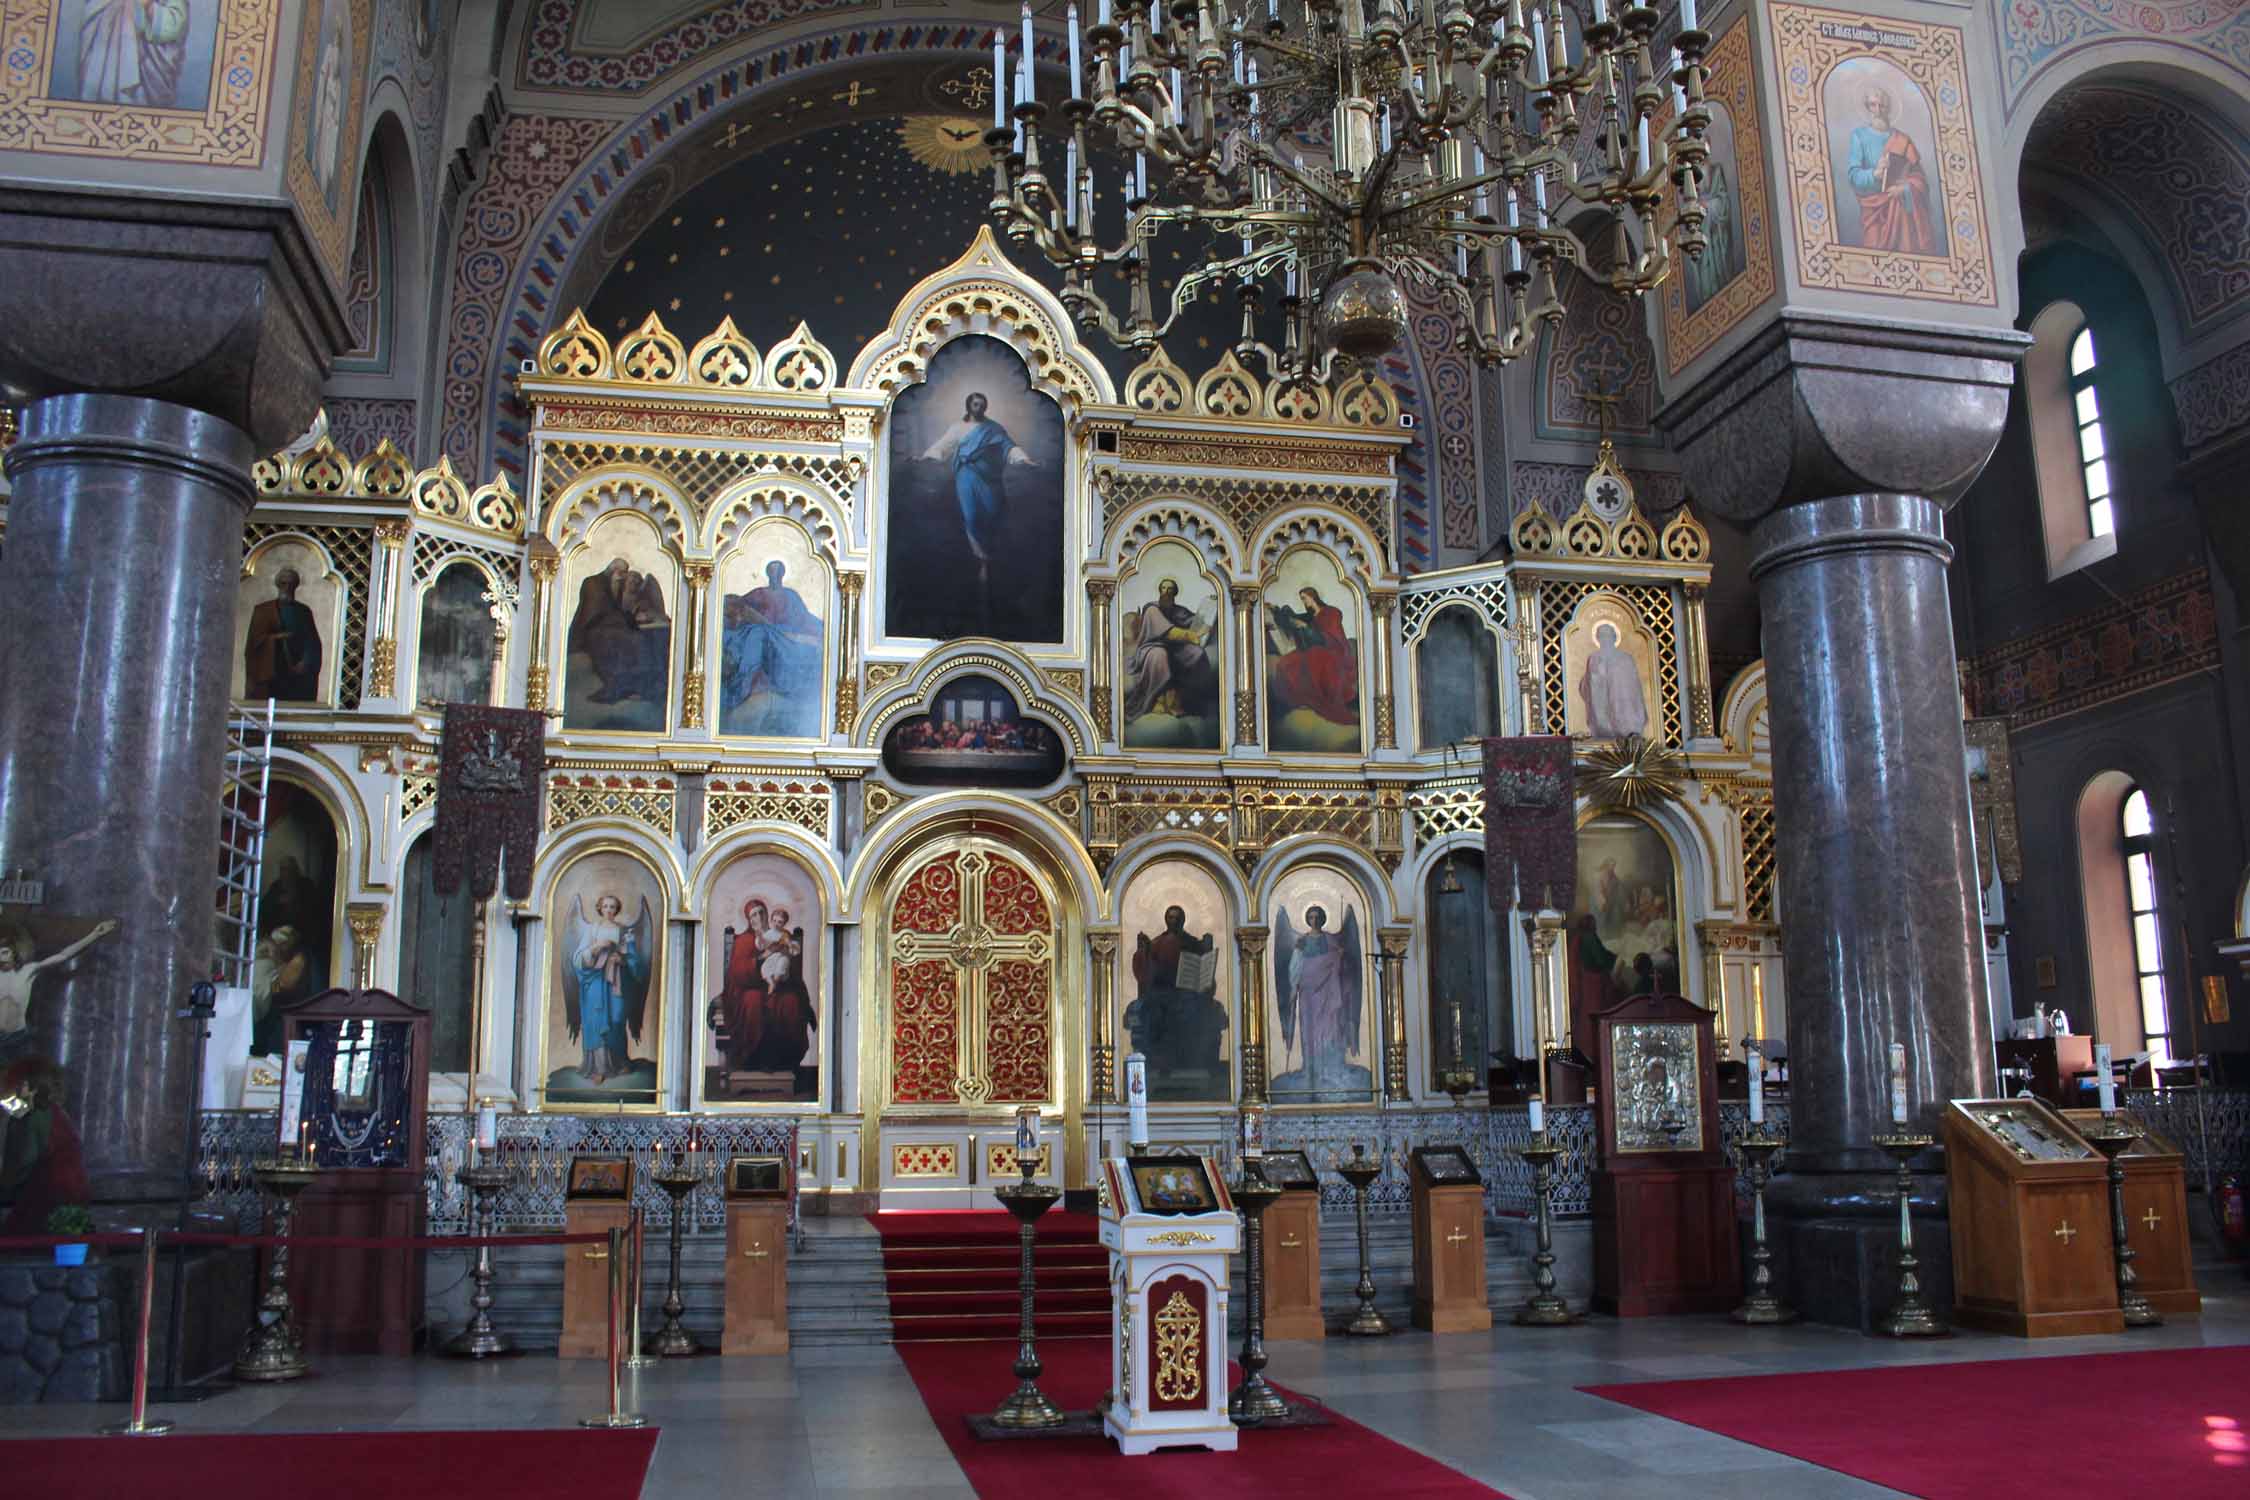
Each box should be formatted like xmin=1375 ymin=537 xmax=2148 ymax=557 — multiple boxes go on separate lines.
xmin=197 ymin=1110 xmax=800 ymax=1233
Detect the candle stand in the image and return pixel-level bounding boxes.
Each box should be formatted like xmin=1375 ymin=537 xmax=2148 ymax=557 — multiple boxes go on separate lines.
xmin=1871 ymin=1133 xmax=1946 ymax=1338
xmin=442 ymin=1160 xmax=517 ymax=1357
xmin=989 ymin=1159 xmax=1065 ymax=1429
xmin=1511 ymin=1134 xmax=1579 ymax=1326
xmin=1228 ymin=1161 xmax=1290 ymax=1424
xmin=234 ymin=1156 xmax=320 ymax=1382
xmin=2083 ymin=1120 xmax=2162 ymax=1328
xmin=1335 ymin=1145 xmax=1392 ymax=1337
xmin=1729 ymin=1136 xmax=1795 ymax=1325
xmin=646 ymin=1152 xmax=702 ymax=1357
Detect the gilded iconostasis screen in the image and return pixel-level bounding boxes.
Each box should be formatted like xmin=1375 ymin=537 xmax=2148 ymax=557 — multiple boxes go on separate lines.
xmin=416 ymin=561 xmax=500 ymax=709
xmin=1118 ymin=860 xmax=1232 ymax=1102
xmin=1561 ymin=593 xmax=1660 ymax=743
xmin=701 ymin=852 xmax=822 ymax=1107
xmin=885 ymin=335 xmax=1066 ymax=643
xmin=1267 ymin=864 xmax=1375 ymax=1104
xmin=544 ymin=851 xmax=665 ymax=1108
xmin=1415 ymin=605 xmax=1501 ymax=749
xmin=235 ymin=538 xmax=345 ymax=706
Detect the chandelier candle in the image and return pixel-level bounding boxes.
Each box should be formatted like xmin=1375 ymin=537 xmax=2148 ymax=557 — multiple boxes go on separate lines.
xmin=1890 ymin=1041 xmax=1909 ymax=1125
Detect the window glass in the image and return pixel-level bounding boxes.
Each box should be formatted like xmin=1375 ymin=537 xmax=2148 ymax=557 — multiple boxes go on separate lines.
xmin=2123 ymin=791 xmax=2152 ymax=838
xmin=2070 ymin=328 xmax=2096 ymax=376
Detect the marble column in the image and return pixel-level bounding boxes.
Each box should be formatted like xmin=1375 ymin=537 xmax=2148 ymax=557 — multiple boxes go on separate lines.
xmin=1750 ymin=494 xmax=1992 ymax=1173
xmin=0 ymin=395 xmax=259 ymax=1202
xmin=1661 ymin=316 xmax=2022 ymax=1189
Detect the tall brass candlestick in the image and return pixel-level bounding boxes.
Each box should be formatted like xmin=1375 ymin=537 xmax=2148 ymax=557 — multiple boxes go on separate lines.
xmin=1229 ymin=1161 xmax=1290 ymax=1424
xmin=1512 ymin=1131 xmax=1579 ymax=1326
xmin=1871 ymin=1133 xmax=1945 ymax=1338
xmin=990 ymin=1157 xmax=1065 ymax=1429
xmin=647 ymin=1152 xmax=702 ymax=1357
xmin=1334 ymin=1144 xmax=1391 ymax=1337
xmin=443 ymin=1160 xmax=516 ymax=1357
xmin=1729 ymin=1136 xmax=1795 ymax=1325
xmin=2083 ymin=1120 xmax=2161 ymax=1328
xmin=235 ymin=1155 xmax=320 ymax=1382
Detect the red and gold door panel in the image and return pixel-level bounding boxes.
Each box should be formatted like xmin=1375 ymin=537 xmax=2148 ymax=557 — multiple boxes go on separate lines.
xmin=884 ymin=843 xmax=1058 ymax=1108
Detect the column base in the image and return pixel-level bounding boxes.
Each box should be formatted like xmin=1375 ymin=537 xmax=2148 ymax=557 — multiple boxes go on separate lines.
xmin=1760 ymin=1211 xmax=1956 ymax=1335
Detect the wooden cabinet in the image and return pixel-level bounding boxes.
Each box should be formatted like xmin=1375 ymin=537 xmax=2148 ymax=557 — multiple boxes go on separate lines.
xmin=1944 ymin=1099 xmax=2123 ymax=1338
xmin=722 ymin=1200 xmax=790 ymax=1355
xmin=1409 ymin=1147 xmax=1490 ymax=1333
xmin=2060 ymin=1108 xmax=2201 ymax=1320
xmin=1261 ymin=1187 xmax=1324 ymax=1341
xmin=557 ymin=1200 xmax=634 ymax=1359
xmin=1590 ymin=992 xmax=1738 ymax=1316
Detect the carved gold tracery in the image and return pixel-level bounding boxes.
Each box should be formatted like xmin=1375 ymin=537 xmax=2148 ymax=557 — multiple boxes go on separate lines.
xmin=1152 ymin=1290 xmax=1204 ymax=1403
xmin=886 ymin=846 xmax=1057 ymax=1108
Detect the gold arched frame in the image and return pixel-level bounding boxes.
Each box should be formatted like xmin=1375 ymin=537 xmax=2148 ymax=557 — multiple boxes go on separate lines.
xmin=1257 ymin=543 xmax=1372 ymax=761
xmin=706 ymin=514 xmax=837 ymax=746
xmin=1259 ymin=854 xmax=1384 ymax=1109
xmin=261 ymin=768 xmax=354 ymax=1010
xmin=549 ymin=506 xmax=686 ymax=741
xmin=406 ymin=551 xmax=510 ymax=711
xmin=238 ymin=531 xmax=351 ymax=708
xmin=1407 ymin=598 xmax=1509 ymax=754
xmin=855 ymin=810 xmax=1087 ymax=1191
xmin=690 ymin=837 xmax=837 ymax=1115
xmin=1112 ymin=849 xmax=1242 ymax=1105
xmin=1115 ymin=535 xmax=1230 ymax=756
xmin=532 ymin=839 xmax=675 ymax=1114
xmin=1571 ymin=803 xmax=1697 ymax=1007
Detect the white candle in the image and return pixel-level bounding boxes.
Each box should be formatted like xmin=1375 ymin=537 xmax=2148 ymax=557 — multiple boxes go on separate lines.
xmin=1380 ymin=108 xmax=1393 ymax=153
xmin=1068 ymin=3 xmax=1084 ymax=97
xmin=1889 ymin=1040 xmax=1909 ymax=1124
xmin=1637 ymin=113 xmax=1650 ymax=167
xmin=1126 ymin=1051 xmax=1149 ymax=1147
xmin=476 ymin=1102 xmax=498 ymax=1150
xmin=1670 ymin=45 xmax=1686 ymax=110
xmin=1133 ymin=151 xmax=1147 ymax=200
xmin=1591 ymin=0 xmax=1606 ymax=21
xmin=1748 ymin=1045 xmax=1764 ymax=1124
xmin=1099 ymin=0 xmax=1112 ymax=25
xmin=1509 ymin=235 xmax=1523 ymax=273
xmin=1285 ymin=260 xmax=1297 ymax=295
xmin=1170 ymin=65 xmax=1183 ymax=103
xmin=2096 ymin=1043 xmax=2116 ymax=1113
xmin=1530 ymin=7 xmax=1548 ymax=85
xmin=1532 ymin=172 xmax=1547 ymax=216
xmin=1528 ymin=1098 xmax=1545 ymax=1134
xmin=1065 ymin=140 xmax=1079 ymax=226
xmin=993 ymin=31 xmax=1007 ymax=127
xmin=1681 ymin=0 xmax=1697 ymax=27
xmin=1022 ymin=0 xmax=1036 ymax=89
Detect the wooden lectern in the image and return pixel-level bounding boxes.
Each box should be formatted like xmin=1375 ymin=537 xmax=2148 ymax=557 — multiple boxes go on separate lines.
xmin=2061 ymin=1108 xmax=2202 ymax=1320
xmin=1255 ymin=1150 xmax=1324 ymax=1340
xmin=558 ymin=1155 xmax=635 ymax=1359
xmin=1409 ymin=1146 xmax=1491 ymax=1332
xmin=1591 ymin=992 xmax=1738 ymax=1316
xmin=1943 ymin=1099 xmax=2124 ymax=1337
xmin=1098 ymin=1153 xmax=1239 ymax=1456
xmin=279 ymin=987 xmax=430 ymax=1356
xmin=722 ymin=1155 xmax=791 ymax=1355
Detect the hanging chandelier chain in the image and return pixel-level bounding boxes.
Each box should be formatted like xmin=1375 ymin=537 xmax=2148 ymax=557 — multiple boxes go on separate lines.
xmin=984 ymin=0 xmax=1713 ymax=370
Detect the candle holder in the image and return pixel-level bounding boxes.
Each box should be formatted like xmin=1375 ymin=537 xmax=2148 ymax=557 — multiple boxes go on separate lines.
xmin=234 ymin=1155 xmax=320 ymax=1382
xmin=1438 ymin=1067 xmax=1478 ymax=1106
xmin=2082 ymin=1120 xmax=2161 ymax=1328
xmin=989 ymin=1158 xmax=1065 ymax=1429
xmin=1729 ymin=1136 xmax=1795 ymax=1325
xmin=1511 ymin=1134 xmax=1580 ymax=1326
xmin=645 ymin=1151 xmax=702 ymax=1357
xmin=1228 ymin=1161 xmax=1290 ymax=1425
xmin=442 ymin=1160 xmax=517 ymax=1357
xmin=1334 ymin=1144 xmax=1392 ymax=1337
xmin=1871 ymin=1133 xmax=1946 ymax=1338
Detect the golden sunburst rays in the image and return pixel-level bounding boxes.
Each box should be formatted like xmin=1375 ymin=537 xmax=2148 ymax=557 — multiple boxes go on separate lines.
xmin=899 ymin=116 xmax=993 ymax=176
xmin=1575 ymin=733 xmax=1685 ymax=811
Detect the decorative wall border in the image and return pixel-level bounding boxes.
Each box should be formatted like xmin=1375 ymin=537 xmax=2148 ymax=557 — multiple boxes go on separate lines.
xmin=1998 ymin=0 xmax=2250 ymax=115
xmin=1965 ymin=567 xmax=2220 ymax=728
xmin=1771 ymin=4 xmax=1997 ymax=306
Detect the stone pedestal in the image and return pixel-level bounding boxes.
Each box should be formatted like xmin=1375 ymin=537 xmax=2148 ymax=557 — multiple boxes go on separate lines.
xmin=0 ymin=396 xmax=258 ymax=1204
xmin=0 ymin=1258 xmax=127 ymax=1403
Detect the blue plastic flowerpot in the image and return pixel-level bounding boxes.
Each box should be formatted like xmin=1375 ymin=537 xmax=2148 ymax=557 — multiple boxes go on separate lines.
xmin=52 ymin=1243 xmax=87 ymax=1267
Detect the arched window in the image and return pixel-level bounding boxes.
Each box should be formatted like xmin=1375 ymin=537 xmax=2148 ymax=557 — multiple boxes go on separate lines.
xmin=2025 ymin=301 xmax=2118 ymax=579
xmin=2120 ymin=789 xmax=2173 ymax=1065
xmin=2070 ymin=328 xmax=2113 ymax=540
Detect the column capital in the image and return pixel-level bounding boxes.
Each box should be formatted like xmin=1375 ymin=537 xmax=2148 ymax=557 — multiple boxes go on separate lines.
xmin=1085 ymin=577 xmax=1118 ymax=604
xmin=1657 ymin=313 xmax=2028 ymax=525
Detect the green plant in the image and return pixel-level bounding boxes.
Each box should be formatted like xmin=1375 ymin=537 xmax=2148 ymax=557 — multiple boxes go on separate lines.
xmin=44 ymin=1205 xmax=92 ymax=1237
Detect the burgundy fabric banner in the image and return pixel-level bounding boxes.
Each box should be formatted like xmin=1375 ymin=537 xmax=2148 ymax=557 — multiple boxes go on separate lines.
xmin=434 ymin=705 xmax=546 ymax=901
xmin=1482 ymin=735 xmax=1576 ymax=913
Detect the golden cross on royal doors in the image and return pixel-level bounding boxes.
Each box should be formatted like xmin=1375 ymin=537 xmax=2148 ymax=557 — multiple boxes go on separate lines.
xmin=889 ymin=849 xmax=1052 ymax=1104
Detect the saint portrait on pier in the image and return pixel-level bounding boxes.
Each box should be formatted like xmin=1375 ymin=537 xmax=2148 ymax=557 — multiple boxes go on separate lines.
xmin=1560 ymin=593 xmax=1659 ymax=743
xmin=544 ymin=851 xmax=664 ymax=1108
xmin=885 ymin=335 xmax=1065 ymax=643
xmin=1263 ymin=550 xmax=1362 ymax=754
xmin=701 ymin=852 xmax=821 ymax=1106
xmin=1267 ymin=865 xmax=1375 ymax=1104
xmin=1119 ymin=539 xmax=1224 ymax=750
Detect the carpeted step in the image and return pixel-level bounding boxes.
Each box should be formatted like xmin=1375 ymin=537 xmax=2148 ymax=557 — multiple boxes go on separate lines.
xmin=890 ymin=1309 xmax=1113 ymax=1342
xmin=885 ymin=1267 xmax=1108 ymax=1295
xmin=886 ymin=1287 xmax=1112 ymax=1315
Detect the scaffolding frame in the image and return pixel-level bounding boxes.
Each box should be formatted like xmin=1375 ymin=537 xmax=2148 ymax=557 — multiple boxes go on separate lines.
xmin=214 ymin=699 xmax=276 ymax=989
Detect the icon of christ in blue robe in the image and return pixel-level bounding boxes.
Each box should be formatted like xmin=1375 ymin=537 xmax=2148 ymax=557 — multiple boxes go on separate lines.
xmin=919 ymin=392 xmax=1037 ymax=571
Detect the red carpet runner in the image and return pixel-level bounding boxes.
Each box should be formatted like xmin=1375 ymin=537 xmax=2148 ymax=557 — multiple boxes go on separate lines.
xmin=1585 ymin=1345 xmax=2250 ymax=1499
xmin=899 ymin=1338 xmax=1507 ymax=1499
xmin=1 ymin=1427 xmax=659 ymax=1500
xmin=871 ymin=1210 xmax=1110 ymax=1342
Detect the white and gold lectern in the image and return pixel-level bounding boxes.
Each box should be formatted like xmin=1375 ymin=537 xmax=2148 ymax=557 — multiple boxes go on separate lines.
xmin=1098 ymin=1152 xmax=1240 ymax=1455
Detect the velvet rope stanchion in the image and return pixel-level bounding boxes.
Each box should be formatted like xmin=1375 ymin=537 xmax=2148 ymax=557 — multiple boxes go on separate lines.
xmin=623 ymin=1207 xmax=657 ymax=1371
xmin=581 ymin=1225 xmax=646 ymax=1431
xmin=99 ymin=1230 xmax=173 ymax=1438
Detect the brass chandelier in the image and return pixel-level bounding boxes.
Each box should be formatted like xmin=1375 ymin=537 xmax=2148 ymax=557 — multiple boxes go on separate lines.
xmin=987 ymin=0 xmax=1713 ymax=380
